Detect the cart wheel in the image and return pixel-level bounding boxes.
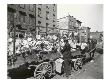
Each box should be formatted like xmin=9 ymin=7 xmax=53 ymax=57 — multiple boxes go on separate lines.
xmin=34 ymin=62 xmax=52 ymax=79
xmin=74 ymin=58 xmax=82 ymax=71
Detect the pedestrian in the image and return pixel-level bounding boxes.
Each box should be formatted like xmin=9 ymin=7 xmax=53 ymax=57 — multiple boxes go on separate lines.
xmin=88 ymin=38 xmax=97 ymax=60
xmin=90 ymin=39 xmax=97 ymax=60
xmin=60 ymin=39 xmax=71 ymax=78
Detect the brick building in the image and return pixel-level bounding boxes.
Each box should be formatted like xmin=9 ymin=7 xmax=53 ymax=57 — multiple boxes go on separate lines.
xmin=7 ymin=4 xmax=36 ymax=38
xmin=35 ymin=4 xmax=57 ymax=36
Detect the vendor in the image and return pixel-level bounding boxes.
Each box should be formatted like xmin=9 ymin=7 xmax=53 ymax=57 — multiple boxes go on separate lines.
xmin=61 ymin=39 xmax=71 ymax=78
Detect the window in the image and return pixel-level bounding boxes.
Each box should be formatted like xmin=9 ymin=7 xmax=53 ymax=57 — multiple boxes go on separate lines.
xmin=53 ymin=20 xmax=55 ymax=22
xmin=53 ymin=25 xmax=55 ymax=27
xmin=38 ymin=8 xmax=41 ymax=11
xmin=53 ymin=4 xmax=55 ymax=6
xmin=38 ymin=21 xmax=41 ymax=24
xmin=53 ymin=14 xmax=55 ymax=22
xmin=46 ymin=23 xmax=49 ymax=27
xmin=53 ymin=14 xmax=55 ymax=17
xmin=46 ymin=17 xmax=49 ymax=20
xmin=53 ymin=7 xmax=56 ymax=12
xmin=46 ymin=5 xmax=49 ymax=9
xmin=38 ymin=21 xmax=41 ymax=26
xmin=29 ymin=16 xmax=35 ymax=25
xmin=46 ymin=11 xmax=49 ymax=14
xmin=38 ymin=8 xmax=42 ymax=18
xmin=46 ymin=11 xmax=49 ymax=20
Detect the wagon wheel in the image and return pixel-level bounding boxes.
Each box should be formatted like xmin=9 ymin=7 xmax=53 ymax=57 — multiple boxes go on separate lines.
xmin=74 ymin=58 xmax=82 ymax=71
xmin=34 ymin=62 xmax=52 ymax=79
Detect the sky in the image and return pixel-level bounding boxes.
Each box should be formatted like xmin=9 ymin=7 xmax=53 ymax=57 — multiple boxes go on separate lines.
xmin=57 ymin=4 xmax=103 ymax=32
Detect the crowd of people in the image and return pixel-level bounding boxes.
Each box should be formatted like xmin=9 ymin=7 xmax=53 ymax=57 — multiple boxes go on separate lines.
xmin=7 ymin=34 xmax=60 ymax=65
xmin=7 ymin=33 xmax=97 ymax=78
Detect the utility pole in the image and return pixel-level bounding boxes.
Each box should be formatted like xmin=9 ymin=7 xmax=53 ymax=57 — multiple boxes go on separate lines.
xmin=12 ymin=12 xmax=17 ymax=68
xmin=35 ymin=4 xmax=36 ymax=36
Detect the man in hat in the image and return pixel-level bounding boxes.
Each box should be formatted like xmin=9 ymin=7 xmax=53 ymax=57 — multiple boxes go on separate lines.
xmin=61 ymin=39 xmax=71 ymax=78
xmin=88 ymin=37 xmax=97 ymax=61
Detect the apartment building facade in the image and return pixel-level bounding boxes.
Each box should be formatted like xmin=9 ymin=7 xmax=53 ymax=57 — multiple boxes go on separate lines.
xmin=35 ymin=4 xmax=57 ymax=36
xmin=8 ymin=4 xmax=36 ymax=38
xmin=57 ymin=15 xmax=82 ymax=42
xmin=57 ymin=15 xmax=82 ymax=35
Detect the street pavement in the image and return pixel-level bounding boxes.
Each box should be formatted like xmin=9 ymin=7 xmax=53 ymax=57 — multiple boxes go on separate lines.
xmin=8 ymin=52 xmax=103 ymax=79
xmin=53 ymin=52 xmax=103 ymax=79
xmin=71 ymin=53 xmax=103 ymax=79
